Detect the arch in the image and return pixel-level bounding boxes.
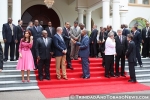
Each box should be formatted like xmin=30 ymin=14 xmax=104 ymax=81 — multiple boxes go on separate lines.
xmin=129 ymin=17 xmax=148 ymax=29
xmin=22 ymin=0 xmax=64 ymax=27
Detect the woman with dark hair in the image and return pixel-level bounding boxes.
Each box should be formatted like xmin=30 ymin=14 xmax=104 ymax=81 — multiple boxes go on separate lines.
xmin=16 ymin=30 xmax=34 ymax=82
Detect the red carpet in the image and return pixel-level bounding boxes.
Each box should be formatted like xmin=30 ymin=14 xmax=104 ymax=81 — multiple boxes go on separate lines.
xmin=34 ymin=58 xmax=150 ymax=98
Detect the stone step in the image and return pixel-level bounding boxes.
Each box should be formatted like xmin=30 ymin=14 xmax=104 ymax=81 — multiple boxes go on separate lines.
xmin=0 ymin=70 xmax=35 ymax=75
xmin=0 ymin=86 xmax=39 ymax=91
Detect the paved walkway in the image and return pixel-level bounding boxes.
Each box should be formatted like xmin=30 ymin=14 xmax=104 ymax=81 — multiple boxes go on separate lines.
xmin=1 ymin=83 xmax=150 ymax=100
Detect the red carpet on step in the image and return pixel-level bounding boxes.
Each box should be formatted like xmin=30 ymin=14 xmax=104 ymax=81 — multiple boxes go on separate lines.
xmin=34 ymin=58 xmax=150 ymax=98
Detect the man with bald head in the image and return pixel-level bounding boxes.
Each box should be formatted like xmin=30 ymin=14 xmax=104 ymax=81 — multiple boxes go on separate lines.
xmin=29 ymin=20 xmax=43 ymax=70
xmin=2 ymin=18 xmax=17 ymax=62
xmin=53 ymin=27 xmax=68 ymax=80
xmin=142 ymin=22 xmax=150 ymax=58
xmin=106 ymin=25 xmax=117 ymax=38
xmin=36 ymin=30 xmax=53 ymax=81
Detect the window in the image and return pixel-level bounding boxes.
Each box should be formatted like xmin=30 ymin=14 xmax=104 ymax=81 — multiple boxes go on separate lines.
xmin=129 ymin=0 xmax=135 ymax=3
xmin=143 ymin=0 xmax=149 ymax=4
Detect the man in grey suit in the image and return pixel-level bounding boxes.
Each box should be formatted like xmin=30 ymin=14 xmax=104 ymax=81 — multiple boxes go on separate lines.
xmin=70 ymin=21 xmax=81 ymax=60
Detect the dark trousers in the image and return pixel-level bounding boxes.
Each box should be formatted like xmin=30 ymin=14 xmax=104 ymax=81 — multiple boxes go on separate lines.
xmin=129 ymin=62 xmax=136 ymax=81
xmin=66 ymin=45 xmax=72 ymax=67
xmin=102 ymin=53 xmax=105 ymax=66
xmin=115 ymin=53 xmax=125 ymax=75
xmin=105 ymin=55 xmax=114 ymax=76
xmin=90 ymin=43 xmax=97 ymax=57
xmin=142 ymin=38 xmax=149 ymax=57
xmin=31 ymin=47 xmax=38 ymax=69
xmin=4 ymin=38 xmax=15 ymax=60
xmin=136 ymin=47 xmax=142 ymax=65
xmin=15 ymin=39 xmax=21 ymax=60
xmin=38 ymin=59 xmax=50 ymax=79
xmin=81 ymin=57 xmax=90 ymax=77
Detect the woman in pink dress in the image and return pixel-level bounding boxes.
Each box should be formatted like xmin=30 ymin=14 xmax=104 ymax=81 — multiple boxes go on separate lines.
xmin=16 ymin=30 xmax=35 ymax=82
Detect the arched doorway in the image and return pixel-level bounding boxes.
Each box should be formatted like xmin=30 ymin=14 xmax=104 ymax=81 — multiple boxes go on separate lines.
xmin=21 ymin=5 xmax=60 ymax=29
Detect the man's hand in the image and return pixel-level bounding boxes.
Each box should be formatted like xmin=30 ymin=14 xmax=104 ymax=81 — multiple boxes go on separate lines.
xmin=125 ymin=56 xmax=127 ymax=59
xmin=115 ymin=53 xmax=117 ymax=56
xmin=74 ymin=37 xmax=78 ymax=41
xmin=15 ymin=40 xmax=18 ymax=43
xmin=0 ymin=69 xmax=2 ymax=72
xmin=142 ymin=40 xmax=144 ymax=43
xmin=30 ymin=36 xmax=33 ymax=40
xmin=62 ymin=50 xmax=67 ymax=54
xmin=50 ymin=52 xmax=54 ymax=55
xmin=92 ymin=41 xmax=94 ymax=44
xmin=71 ymin=38 xmax=77 ymax=44
xmin=19 ymin=53 xmax=22 ymax=58
xmin=37 ymin=56 xmax=40 ymax=60
xmin=3 ymin=39 xmax=7 ymax=43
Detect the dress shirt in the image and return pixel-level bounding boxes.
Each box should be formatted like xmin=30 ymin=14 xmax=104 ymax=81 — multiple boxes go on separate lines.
xmin=43 ymin=37 xmax=47 ymax=46
xmin=57 ymin=33 xmax=64 ymax=41
xmin=105 ymin=37 xmax=116 ymax=55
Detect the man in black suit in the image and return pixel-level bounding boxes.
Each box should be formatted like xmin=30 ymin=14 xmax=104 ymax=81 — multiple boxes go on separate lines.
xmin=121 ymin=24 xmax=130 ymax=36
xmin=142 ymin=22 xmax=150 ymax=58
xmin=15 ymin=20 xmax=24 ymax=60
xmin=36 ymin=30 xmax=53 ymax=81
xmin=126 ymin=34 xmax=137 ymax=83
xmin=132 ymin=26 xmax=143 ymax=67
xmin=115 ymin=29 xmax=128 ymax=77
xmin=90 ymin=25 xmax=98 ymax=57
xmin=29 ymin=20 xmax=43 ymax=69
xmin=62 ymin=22 xmax=73 ymax=70
xmin=106 ymin=25 xmax=117 ymax=38
xmin=45 ymin=21 xmax=56 ymax=38
xmin=2 ymin=18 xmax=17 ymax=62
xmin=0 ymin=42 xmax=3 ymax=72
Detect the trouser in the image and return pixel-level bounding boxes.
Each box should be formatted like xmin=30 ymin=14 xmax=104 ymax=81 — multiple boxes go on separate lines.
xmin=15 ymin=39 xmax=21 ymax=60
xmin=105 ymin=55 xmax=114 ymax=76
xmin=70 ymin=41 xmax=79 ymax=59
xmin=55 ymin=55 xmax=67 ymax=78
xmin=81 ymin=57 xmax=90 ymax=77
xmin=142 ymin=38 xmax=149 ymax=57
xmin=129 ymin=62 xmax=136 ymax=81
xmin=4 ymin=38 xmax=15 ymax=60
xmin=115 ymin=53 xmax=125 ymax=75
xmin=38 ymin=59 xmax=50 ymax=79
xmin=90 ymin=43 xmax=97 ymax=57
xmin=31 ymin=47 xmax=38 ymax=69
xmin=66 ymin=45 xmax=72 ymax=67
xmin=136 ymin=46 xmax=142 ymax=65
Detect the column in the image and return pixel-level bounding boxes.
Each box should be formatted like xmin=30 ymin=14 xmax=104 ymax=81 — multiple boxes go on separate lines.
xmin=78 ymin=9 xmax=84 ymax=24
xmin=0 ymin=0 xmax=8 ymax=41
xmin=86 ymin=10 xmax=91 ymax=31
xmin=120 ymin=12 xmax=127 ymax=24
xmin=112 ymin=0 xmax=120 ymax=32
xmin=102 ymin=0 xmax=110 ymax=27
xmin=12 ymin=0 xmax=21 ymax=25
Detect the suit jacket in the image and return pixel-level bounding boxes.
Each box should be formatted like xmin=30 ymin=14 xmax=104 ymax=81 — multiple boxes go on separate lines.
xmin=99 ymin=32 xmax=106 ymax=52
xmin=115 ymin=35 xmax=128 ymax=55
xmin=90 ymin=29 xmax=98 ymax=43
xmin=126 ymin=41 xmax=137 ymax=64
xmin=142 ymin=27 xmax=150 ymax=40
xmin=132 ymin=30 xmax=142 ymax=48
xmin=36 ymin=37 xmax=53 ymax=59
xmin=122 ymin=28 xmax=130 ymax=36
xmin=0 ymin=42 xmax=3 ymax=70
xmin=45 ymin=27 xmax=56 ymax=38
xmin=62 ymin=27 xmax=71 ymax=48
xmin=16 ymin=25 xmax=24 ymax=41
xmin=29 ymin=26 xmax=43 ymax=47
xmin=2 ymin=23 xmax=17 ymax=43
xmin=70 ymin=26 xmax=81 ymax=41
xmin=53 ymin=34 xmax=67 ymax=56
xmin=76 ymin=35 xmax=89 ymax=57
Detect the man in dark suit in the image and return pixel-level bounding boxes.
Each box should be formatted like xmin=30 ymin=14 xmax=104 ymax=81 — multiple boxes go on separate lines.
xmin=53 ymin=27 xmax=68 ymax=80
xmin=142 ymin=22 xmax=150 ymax=58
xmin=132 ymin=26 xmax=143 ymax=67
xmin=121 ymin=24 xmax=130 ymax=36
xmin=106 ymin=25 xmax=117 ymax=38
xmin=45 ymin=21 xmax=56 ymax=38
xmin=2 ymin=18 xmax=17 ymax=62
xmin=126 ymin=34 xmax=137 ymax=83
xmin=90 ymin=25 xmax=98 ymax=57
xmin=0 ymin=42 xmax=3 ymax=72
xmin=62 ymin=22 xmax=73 ymax=70
xmin=71 ymin=29 xmax=90 ymax=79
xmin=15 ymin=20 xmax=24 ymax=60
xmin=36 ymin=30 xmax=53 ymax=81
xmin=29 ymin=20 xmax=43 ymax=69
xmin=115 ymin=29 xmax=128 ymax=77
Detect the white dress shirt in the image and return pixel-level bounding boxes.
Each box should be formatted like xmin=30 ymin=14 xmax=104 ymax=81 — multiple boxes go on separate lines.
xmin=105 ymin=37 xmax=116 ymax=55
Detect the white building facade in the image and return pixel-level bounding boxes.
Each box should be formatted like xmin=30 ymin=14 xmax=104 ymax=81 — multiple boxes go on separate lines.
xmin=0 ymin=0 xmax=150 ymax=41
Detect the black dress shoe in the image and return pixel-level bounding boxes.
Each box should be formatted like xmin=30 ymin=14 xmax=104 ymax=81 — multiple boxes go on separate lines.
xmin=121 ymin=74 xmax=126 ymax=77
xmin=45 ymin=77 xmax=50 ymax=80
xmin=39 ymin=78 xmax=43 ymax=81
xmin=10 ymin=59 xmax=15 ymax=61
xmin=105 ymin=75 xmax=110 ymax=78
xmin=3 ymin=59 xmax=7 ymax=62
xmin=74 ymin=58 xmax=78 ymax=60
xmin=142 ymin=56 xmax=146 ymax=58
xmin=115 ymin=75 xmax=120 ymax=78
xmin=110 ymin=75 xmax=115 ymax=77
xmin=140 ymin=65 xmax=143 ymax=67
xmin=83 ymin=76 xmax=90 ymax=79
xmin=128 ymin=80 xmax=136 ymax=83
xmin=81 ymin=75 xmax=85 ymax=78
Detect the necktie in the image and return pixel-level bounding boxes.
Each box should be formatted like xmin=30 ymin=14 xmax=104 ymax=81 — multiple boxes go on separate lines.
xmin=67 ymin=29 xmax=70 ymax=36
xmin=50 ymin=27 xmax=52 ymax=35
xmin=10 ymin=24 xmax=13 ymax=35
xmin=120 ymin=36 xmax=122 ymax=43
xmin=146 ymin=27 xmax=149 ymax=38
